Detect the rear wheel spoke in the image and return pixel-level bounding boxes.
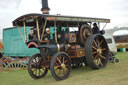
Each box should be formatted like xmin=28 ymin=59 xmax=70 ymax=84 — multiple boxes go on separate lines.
xmin=99 ymin=54 xmax=106 ymax=59
xmin=99 ymin=59 xmax=103 ymax=65
xmin=94 ymin=54 xmax=98 ymax=60
xmin=97 ymin=59 xmax=101 ymax=65
xmin=102 ymin=48 xmax=106 ymax=51
xmin=92 ymin=51 xmax=97 ymax=54
xmin=99 ymin=40 xmax=103 ymax=47
xmin=92 ymin=46 xmax=97 ymax=50
xmin=93 ymin=40 xmax=98 ymax=47
xmin=96 ymin=38 xmax=99 ymax=47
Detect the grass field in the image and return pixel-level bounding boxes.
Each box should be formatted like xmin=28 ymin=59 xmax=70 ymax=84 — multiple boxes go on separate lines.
xmin=0 ymin=52 xmax=128 ymax=85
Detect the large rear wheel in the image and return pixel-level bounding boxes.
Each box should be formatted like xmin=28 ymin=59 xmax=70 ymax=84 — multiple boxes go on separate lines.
xmin=50 ymin=52 xmax=71 ymax=80
xmin=85 ymin=34 xmax=109 ymax=69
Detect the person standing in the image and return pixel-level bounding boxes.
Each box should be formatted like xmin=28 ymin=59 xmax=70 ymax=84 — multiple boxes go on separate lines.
xmin=92 ymin=23 xmax=100 ymax=34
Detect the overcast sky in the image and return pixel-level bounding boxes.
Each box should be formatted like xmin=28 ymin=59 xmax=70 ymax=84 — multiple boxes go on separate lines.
xmin=0 ymin=0 xmax=128 ymax=39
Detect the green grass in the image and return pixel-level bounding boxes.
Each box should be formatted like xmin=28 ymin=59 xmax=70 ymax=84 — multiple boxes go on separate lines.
xmin=0 ymin=52 xmax=128 ymax=85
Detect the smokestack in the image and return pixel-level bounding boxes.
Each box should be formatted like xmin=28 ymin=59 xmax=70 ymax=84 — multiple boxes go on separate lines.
xmin=41 ymin=0 xmax=50 ymax=14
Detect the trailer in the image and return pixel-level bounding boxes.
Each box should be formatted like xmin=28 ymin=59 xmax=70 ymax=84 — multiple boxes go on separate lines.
xmin=3 ymin=27 xmax=39 ymax=57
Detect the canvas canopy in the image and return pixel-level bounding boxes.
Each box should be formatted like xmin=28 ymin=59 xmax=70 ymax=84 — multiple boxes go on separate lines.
xmin=13 ymin=13 xmax=110 ymax=27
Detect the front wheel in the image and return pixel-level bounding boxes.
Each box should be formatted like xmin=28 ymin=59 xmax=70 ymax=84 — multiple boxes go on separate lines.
xmin=28 ymin=53 xmax=48 ymax=79
xmin=50 ymin=52 xmax=71 ymax=80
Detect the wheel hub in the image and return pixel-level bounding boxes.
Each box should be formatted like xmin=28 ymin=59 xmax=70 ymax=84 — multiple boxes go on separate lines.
xmin=97 ymin=48 xmax=102 ymax=54
xmin=61 ymin=64 xmax=66 ymax=68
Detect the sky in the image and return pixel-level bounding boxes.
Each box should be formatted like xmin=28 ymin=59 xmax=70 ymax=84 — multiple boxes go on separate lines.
xmin=0 ymin=0 xmax=128 ymax=39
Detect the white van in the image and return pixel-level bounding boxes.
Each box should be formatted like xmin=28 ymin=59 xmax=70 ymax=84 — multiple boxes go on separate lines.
xmin=103 ymin=33 xmax=117 ymax=53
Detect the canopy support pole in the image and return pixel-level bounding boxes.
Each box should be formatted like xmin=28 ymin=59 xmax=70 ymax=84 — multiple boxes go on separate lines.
xmin=23 ymin=22 xmax=27 ymax=42
xmin=77 ymin=22 xmax=79 ymax=27
xmin=102 ymin=23 xmax=107 ymax=30
xmin=54 ymin=21 xmax=58 ymax=43
xmin=41 ymin=20 xmax=47 ymax=41
xmin=36 ymin=18 xmax=41 ymax=41
xmin=98 ymin=22 xmax=100 ymax=29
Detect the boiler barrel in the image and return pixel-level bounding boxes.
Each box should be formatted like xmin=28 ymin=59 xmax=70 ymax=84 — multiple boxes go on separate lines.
xmin=39 ymin=44 xmax=65 ymax=56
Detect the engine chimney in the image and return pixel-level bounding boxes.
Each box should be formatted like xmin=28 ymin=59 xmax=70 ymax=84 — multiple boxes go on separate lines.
xmin=41 ymin=0 xmax=50 ymax=14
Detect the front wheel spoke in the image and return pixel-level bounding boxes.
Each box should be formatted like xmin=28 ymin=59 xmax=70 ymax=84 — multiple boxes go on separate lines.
xmin=31 ymin=64 xmax=36 ymax=68
xmin=57 ymin=57 xmax=62 ymax=64
xmin=32 ymin=68 xmax=37 ymax=72
xmin=64 ymin=60 xmax=68 ymax=63
xmin=40 ymin=66 xmax=45 ymax=71
xmin=62 ymin=68 xmax=67 ymax=74
xmin=54 ymin=65 xmax=61 ymax=69
xmin=63 ymin=57 xmax=65 ymax=64
xmin=64 ymin=64 xmax=69 ymax=68
xmin=54 ymin=68 xmax=59 ymax=73
xmin=35 ymin=57 xmax=39 ymax=63
xmin=40 ymin=68 xmax=45 ymax=73
xmin=58 ymin=69 xmax=62 ymax=77
xmin=35 ymin=69 xmax=38 ymax=75
xmin=54 ymin=61 xmax=59 ymax=66
xmin=39 ymin=69 xmax=43 ymax=73
xmin=32 ymin=64 xmax=36 ymax=67
xmin=32 ymin=60 xmax=37 ymax=65
xmin=38 ymin=69 xmax=41 ymax=76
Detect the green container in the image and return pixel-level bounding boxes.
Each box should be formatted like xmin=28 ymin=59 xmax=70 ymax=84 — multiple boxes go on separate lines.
xmin=3 ymin=27 xmax=39 ymax=57
xmin=120 ymin=48 xmax=123 ymax=52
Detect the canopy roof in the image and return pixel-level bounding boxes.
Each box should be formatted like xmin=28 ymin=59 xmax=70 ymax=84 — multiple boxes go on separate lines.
xmin=13 ymin=13 xmax=110 ymax=26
